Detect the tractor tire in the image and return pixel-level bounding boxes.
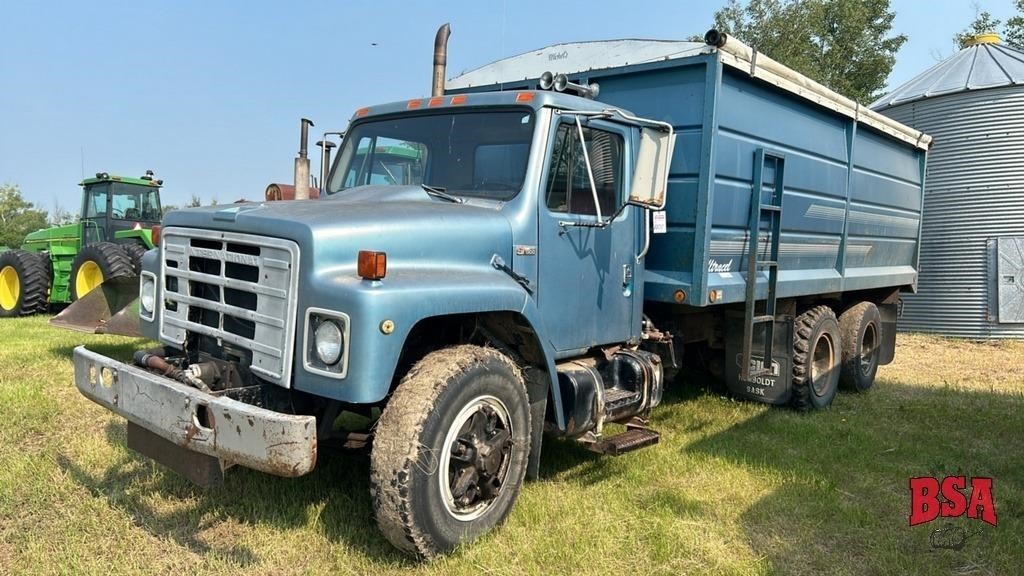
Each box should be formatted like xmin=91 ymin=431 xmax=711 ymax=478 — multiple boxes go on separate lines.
xmin=838 ymin=302 xmax=882 ymax=392
xmin=370 ymin=345 xmax=530 ymax=557
xmin=121 ymin=243 xmax=149 ymax=274
xmin=0 ymin=250 xmax=50 ymax=317
xmin=791 ymin=305 xmax=841 ymax=411
xmin=70 ymin=242 xmax=134 ymax=301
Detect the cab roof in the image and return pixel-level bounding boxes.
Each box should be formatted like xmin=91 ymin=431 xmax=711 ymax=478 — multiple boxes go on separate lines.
xmin=350 ymin=90 xmax=632 ymax=121
xmin=79 ymin=173 xmax=162 ymax=187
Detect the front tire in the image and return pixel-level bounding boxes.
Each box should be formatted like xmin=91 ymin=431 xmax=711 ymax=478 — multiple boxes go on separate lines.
xmin=791 ymin=305 xmax=841 ymax=410
xmin=0 ymin=250 xmax=50 ymax=317
xmin=70 ymin=242 xmax=134 ymax=300
xmin=838 ymin=302 xmax=882 ymax=392
xmin=370 ymin=345 xmax=530 ymax=557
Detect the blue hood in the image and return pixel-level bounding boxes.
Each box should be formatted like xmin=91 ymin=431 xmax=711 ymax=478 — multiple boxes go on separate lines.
xmin=162 ymin=186 xmax=514 ymax=276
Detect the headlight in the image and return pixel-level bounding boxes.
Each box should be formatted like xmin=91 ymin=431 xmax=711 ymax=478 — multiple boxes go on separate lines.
xmin=140 ymin=275 xmax=156 ymax=314
xmin=314 ymin=320 xmax=343 ymax=365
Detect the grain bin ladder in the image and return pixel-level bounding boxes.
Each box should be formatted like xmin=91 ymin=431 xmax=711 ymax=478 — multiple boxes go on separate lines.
xmin=740 ymin=149 xmax=785 ymax=381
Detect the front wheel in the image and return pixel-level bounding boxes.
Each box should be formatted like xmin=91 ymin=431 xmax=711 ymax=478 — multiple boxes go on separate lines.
xmin=370 ymin=345 xmax=530 ymax=557
xmin=70 ymin=242 xmax=134 ymax=300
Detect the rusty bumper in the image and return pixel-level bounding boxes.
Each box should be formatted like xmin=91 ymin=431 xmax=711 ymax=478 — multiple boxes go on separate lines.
xmin=73 ymin=346 xmax=317 ymax=477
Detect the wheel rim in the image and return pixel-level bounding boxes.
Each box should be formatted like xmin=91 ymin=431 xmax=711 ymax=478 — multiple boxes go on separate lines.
xmin=0 ymin=266 xmax=20 ymax=311
xmin=439 ymin=395 xmax=514 ymax=522
xmin=860 ymin=322 xmax=878 ymax=376
xmin=810 ymin=332 xmax=836 ymax=396
xmin=75 ymin=261 xmax=103 ymax=297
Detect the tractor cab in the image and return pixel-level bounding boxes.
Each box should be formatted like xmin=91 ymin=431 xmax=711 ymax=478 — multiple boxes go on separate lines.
xmin=80 ymin=171 xmax=163 ymax=245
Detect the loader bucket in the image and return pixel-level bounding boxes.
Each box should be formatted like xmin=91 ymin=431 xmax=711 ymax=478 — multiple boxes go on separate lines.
xmin=49 ymin=276 xmax=143 ymax=338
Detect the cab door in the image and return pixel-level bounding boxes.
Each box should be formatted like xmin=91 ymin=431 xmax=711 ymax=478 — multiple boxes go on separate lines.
xmin=536 ymin=116 xmax=639 ymax=353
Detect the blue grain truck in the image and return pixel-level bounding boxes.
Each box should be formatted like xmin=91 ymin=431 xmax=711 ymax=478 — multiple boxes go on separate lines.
xmin=73 ymin=27 xmax=930 ymax=556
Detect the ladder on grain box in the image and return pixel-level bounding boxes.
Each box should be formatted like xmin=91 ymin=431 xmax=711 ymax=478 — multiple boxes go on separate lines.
xmin=740 ymin=149 xmax=785 ymax=381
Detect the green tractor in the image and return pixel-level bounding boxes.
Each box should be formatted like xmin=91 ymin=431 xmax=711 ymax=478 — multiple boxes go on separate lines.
xmin=0 ymin=172 xmax=163 ymax=332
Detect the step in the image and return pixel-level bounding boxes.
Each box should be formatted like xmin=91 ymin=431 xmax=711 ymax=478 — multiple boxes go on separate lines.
xmin=588 ymin=427 xmax=660 ymax=456
xmin=603 ymin=387 xmax=640 ymax=408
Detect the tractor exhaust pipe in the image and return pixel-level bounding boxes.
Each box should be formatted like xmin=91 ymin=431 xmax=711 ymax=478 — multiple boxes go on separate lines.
xmin=294 ymin=118 xmax=315 ymax=200
xmin=432 ymin=23 xmax=451 ymax=97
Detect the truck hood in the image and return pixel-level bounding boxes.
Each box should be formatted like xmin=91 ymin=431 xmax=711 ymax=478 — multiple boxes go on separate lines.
xmin=161 ymin=186 xmax=513 ymax=275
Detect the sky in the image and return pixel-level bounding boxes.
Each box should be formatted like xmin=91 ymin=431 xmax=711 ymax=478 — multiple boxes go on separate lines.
xmin=1 ymin=0 xmax=1019 ymax=212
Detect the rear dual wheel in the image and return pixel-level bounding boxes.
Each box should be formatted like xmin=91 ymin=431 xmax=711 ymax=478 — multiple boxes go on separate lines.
xmin=790 ymin=302 xmax=883 ymax=410
xmin=0 ymin=250 xmax=50 ymax=317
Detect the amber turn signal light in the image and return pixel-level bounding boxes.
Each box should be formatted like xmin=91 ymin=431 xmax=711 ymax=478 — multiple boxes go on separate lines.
xmin=358 ymin=250 xmax=387 ymax=280
xmin=151 ymin=225 xmax=161 ymax=247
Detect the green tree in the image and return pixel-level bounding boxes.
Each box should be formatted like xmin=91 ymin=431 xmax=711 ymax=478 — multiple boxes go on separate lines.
xmin=955 ymin=1 xmax=1024 ymax=48
xmin=711 ymin=0 xmax=906 ymax=103
xmin=0 ymin=184 xmax=48 ymax=248
xmin=1008 ymin=0 xmax=1024 ymax=46
xmin=954 ymin=8 xmax=1002 ymax=48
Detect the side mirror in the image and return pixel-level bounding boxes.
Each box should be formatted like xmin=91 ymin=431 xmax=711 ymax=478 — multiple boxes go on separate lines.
xmin=628 ymin=127 xmax=676 ymax=210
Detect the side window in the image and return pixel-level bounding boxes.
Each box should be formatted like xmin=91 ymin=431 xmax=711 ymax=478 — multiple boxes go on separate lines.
xmin=85 ymin=191 xmax=107 ymax=218
xmin=545 ymin=123 xmax=623 ymax=216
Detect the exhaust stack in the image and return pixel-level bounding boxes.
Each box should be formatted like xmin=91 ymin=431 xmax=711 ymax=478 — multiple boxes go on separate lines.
xmin=432 ymin=23 xmax=451 ymax=97
xmin=294 ymin=118 xmax=315 ymax=200
xmin=317 ymin=139 xmax=337 ymax=192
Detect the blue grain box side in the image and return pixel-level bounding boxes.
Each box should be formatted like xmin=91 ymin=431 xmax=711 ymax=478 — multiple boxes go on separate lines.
xmin=589 ymin=54 xmax=926 ymax=308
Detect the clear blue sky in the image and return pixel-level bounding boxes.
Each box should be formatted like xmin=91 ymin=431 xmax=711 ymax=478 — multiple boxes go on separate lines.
xmin=0 ymin=0 xmax=1018 ymax=212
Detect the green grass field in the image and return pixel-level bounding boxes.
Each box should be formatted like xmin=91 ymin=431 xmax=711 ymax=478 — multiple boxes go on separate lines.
xmin=0 ymin=316 xmax=1021 ymax=575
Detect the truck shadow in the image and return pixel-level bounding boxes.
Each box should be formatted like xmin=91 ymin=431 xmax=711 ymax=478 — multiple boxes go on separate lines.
xmin=57 ymin=422 xmax=414 ymax=567
xmin=54 ymin=371 xmax=716 ymax=566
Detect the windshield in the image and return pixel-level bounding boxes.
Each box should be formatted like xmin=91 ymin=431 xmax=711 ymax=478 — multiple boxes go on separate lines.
xmin=327 ymin=109 xmax=535 ymax=200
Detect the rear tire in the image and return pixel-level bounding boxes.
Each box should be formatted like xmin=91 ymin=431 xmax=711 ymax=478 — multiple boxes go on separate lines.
xmin=0 ymin=250 xmax=50 ymax=317
xmin=838 ymin=302 xmax=882 ymax=392
xmin=121 ymin=243 xmax=148 ymax=274
xmin=370 ymin=345 xmax=530 ymax=557
xmin=791 ymin=305 xmax=841 ymax=410
xmin=70 ymin=242 xmax=134 ymax=301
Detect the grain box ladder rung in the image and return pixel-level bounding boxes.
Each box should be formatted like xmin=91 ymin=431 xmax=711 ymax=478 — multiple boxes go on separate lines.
xmin=740 ymin=149 xmax=785 ymax=381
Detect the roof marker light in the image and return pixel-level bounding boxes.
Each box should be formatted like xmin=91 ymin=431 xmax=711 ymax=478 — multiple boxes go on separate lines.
xmin=407 ymin=99 xmax=423 ymax=109
xmin=428 ymin=97 xmax=444 ymax=107
xmin=450 ymin=95 xmax=467 ymax=105
xmin=355 ymin=107 xmax=370 ymax=117
xmin=515 ymin=92 xmax=535 ymax=103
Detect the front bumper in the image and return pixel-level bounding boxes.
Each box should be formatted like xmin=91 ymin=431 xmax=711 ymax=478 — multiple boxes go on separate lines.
xmin=73 ymin=346 xmax=317 ymax=478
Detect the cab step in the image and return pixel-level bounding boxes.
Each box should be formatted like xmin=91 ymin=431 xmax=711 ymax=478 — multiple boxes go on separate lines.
xmin=587 ymin=426 xmax=660 ymax=456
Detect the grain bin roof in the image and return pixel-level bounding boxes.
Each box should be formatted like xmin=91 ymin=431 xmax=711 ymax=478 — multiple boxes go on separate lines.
xmin=872 ymin=35 xmax=1024 ymax=111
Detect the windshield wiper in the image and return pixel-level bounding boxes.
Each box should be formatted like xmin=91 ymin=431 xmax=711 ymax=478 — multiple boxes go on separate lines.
xmin=421 ymin=184 xmax=464 ymax=204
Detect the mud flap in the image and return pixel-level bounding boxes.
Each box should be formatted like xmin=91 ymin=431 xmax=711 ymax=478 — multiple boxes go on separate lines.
xmin=127 ymin=422 xmax=225 ymax=486
xmin=49 ymin=276 xmax=141 ymax=337
xmin=724 ymin=312 xmax=794 ymax=405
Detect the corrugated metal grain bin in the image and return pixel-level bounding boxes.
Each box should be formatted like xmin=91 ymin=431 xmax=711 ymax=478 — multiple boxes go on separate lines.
xmin=873 ymin=34 xmax=1024 ymax=338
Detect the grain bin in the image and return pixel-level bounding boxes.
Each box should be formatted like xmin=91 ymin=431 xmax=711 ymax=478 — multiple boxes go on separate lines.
xmin=872 ymin=34 xmax=1024 ymax=338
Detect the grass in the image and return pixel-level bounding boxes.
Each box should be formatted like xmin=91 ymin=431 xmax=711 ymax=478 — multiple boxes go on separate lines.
xmin=0 ymin=316 xmax=1022 ymax=575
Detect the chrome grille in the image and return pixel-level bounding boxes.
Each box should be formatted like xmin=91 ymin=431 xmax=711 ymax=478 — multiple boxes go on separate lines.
xmin=159 ymin=227 xmax=300 ymax=387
